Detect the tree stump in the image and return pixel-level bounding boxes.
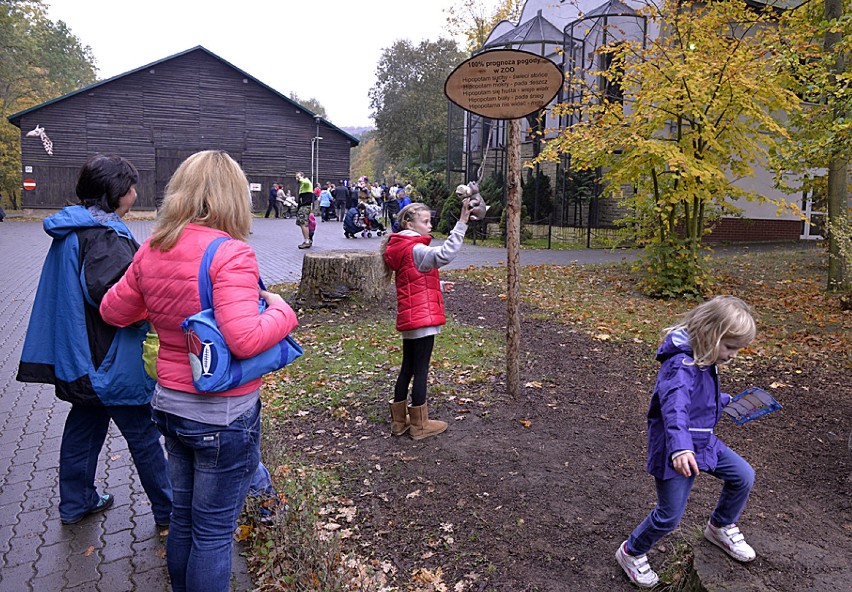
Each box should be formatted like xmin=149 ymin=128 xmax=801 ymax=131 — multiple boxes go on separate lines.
xmin=297 ymin=250 xmax=387 ymax=306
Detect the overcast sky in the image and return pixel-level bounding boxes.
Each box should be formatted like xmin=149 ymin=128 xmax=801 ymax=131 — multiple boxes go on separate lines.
xmin=46 ymin=0 xmax=461 ymax=128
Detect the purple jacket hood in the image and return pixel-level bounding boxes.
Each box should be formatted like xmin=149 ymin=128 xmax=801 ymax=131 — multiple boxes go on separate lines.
xmin=645 ymin=329 xmax=731 ymax=479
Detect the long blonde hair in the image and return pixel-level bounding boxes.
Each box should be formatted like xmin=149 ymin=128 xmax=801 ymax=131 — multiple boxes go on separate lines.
xmin=150 ymin=151 xmax=251 ymax=250
xmin=379 ymin=202 xmax=432 ymax=278
xmin=666 ymin=295 xmax=756 ymax=367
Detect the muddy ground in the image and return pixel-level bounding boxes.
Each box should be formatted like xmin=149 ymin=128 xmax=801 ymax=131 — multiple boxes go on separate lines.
xmin=263 ymin=280 xmax=851 ymax=591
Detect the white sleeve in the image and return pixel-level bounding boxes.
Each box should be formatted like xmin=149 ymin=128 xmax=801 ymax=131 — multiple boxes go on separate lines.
xmin=411 ymin=221 xmax=468 ymax=272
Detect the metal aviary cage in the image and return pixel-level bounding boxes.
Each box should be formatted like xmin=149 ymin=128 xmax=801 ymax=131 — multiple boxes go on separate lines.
xmin=446 ymin=1 xmax=647 ymax=247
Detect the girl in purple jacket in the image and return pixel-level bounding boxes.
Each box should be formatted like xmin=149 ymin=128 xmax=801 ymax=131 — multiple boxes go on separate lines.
xmin=616 ymin=296 xmax=757 ymax=588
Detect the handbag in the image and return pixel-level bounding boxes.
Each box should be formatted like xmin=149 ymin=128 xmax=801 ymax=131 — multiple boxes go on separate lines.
xmin=181 ymin=237 xmax=302 ymax=393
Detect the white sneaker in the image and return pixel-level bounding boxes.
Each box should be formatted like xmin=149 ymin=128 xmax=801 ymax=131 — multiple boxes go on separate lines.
xmin=615 ymin=540 xmax=659 ymax=588
xmin=704 ymin=522 xmax=756 ymax=562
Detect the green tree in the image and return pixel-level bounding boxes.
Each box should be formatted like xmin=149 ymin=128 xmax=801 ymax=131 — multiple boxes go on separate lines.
xmin=445 ymin=0 xmax=524 ymax=53
xmin=775 ymin=0 xmax=851 ymax=298
xmin=438 ymin=190 xmax=462 ymax=234
xmin=538 ymin=0 xmax=801 ymax=298
xmin=369 ymin=38 xmax=465 ymax=166
xmin=408 ymin=168 xmax=447 ymax=212
xmin=289 ymin=92 xmax=327 ymax=118
xmin=1 ymin=0 xmax=97 ymax=208
xmin=521 ymin=170 xmax=553 ymax=222
xmin=478 ymin=174 xmax=503 ymax=218
xmin=349 ymin=129 xmax=388 ymax=182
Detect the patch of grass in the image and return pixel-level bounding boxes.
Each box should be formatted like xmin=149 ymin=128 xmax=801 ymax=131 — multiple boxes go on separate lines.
xmin=261 ymin=309 xmax=505 ymax=420
xmin=242 ymin=457 xmax=387 ymax=592
xmin=654 ymin=536 xmax=696 ymax=591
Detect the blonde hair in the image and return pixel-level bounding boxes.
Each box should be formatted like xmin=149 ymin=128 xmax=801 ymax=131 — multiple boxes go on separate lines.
xmin=379 ymin=202 xmax=432 ymax=278
xmin=665 ymin=295 xmax=756 ymax=367
xmin=396 ymin=202 xmax=431 ymax=230
xmin=380 ymin=202 xmax=430 ymax=248
xmin=150 ymin=151 xmax=251 ymax=250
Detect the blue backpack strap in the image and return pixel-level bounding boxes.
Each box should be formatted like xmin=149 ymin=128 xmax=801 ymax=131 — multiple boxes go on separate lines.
xmin=199 ymin=237 xmax=266 ymax=309
xmin=198 ymin=237 xmax=230 ymax=309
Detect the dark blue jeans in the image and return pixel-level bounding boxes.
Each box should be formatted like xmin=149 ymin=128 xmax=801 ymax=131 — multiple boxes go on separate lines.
xmin=59 ymin=403 xmax=172 ymax=524
xmin=627 ymin=447 xmax=755 ymax=555
xmin=249 ymin=461 xmax=275 ymax=496
xmin=152 ymin=400 xmax=261 ymax=592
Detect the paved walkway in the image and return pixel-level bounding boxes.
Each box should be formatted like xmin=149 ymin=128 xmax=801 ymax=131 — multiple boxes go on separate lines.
xmin=0 ymin=216 xmax=800 ymax=591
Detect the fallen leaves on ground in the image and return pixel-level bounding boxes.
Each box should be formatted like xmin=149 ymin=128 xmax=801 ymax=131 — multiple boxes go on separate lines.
xmin=450 ymin=249 xmax=851 ymax=368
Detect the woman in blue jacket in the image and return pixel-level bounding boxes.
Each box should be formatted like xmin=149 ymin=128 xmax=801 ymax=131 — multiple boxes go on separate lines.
xmin=17 ymin=155 xmax=171 ymax=527
xmin=615 ymin=296 xmax=758 ymax=588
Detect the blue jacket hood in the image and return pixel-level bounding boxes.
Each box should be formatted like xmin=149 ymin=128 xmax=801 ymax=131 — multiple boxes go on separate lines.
xmin=18 ymin=206 xmax=150 ymax=406
xmin=43 ymin=206 xmax=101 ymax=239
xmin=656 ymin=329 xmax=691 ymax=362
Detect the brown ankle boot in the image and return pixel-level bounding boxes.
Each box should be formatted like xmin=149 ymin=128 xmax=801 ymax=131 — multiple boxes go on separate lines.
xmin=389 ymin=400 xmax=409 ymax=436
xmin=407 ymin=403 xmax=447 ymax=440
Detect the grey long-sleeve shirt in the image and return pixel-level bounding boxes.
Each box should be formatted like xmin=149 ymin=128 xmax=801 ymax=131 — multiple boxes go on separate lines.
xmin=398 ymin=220 xmax=468 ymax=339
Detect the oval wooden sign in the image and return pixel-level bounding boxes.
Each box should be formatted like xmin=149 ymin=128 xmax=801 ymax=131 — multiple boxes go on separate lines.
xmin=445 ymin=49 xmax=564 ymax=120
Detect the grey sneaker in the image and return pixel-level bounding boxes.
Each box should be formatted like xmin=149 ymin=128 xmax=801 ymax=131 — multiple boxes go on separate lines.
xmin=704 ymin=522 xmax=756 ymax=562
xmin=297 ymin=240 xmax=312 ymax=249
xmin=615 ymin=540 xmax=659 ymax=588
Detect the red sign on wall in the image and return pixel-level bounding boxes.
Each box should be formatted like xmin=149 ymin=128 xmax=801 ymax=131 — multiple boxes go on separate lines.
xmin=23 ymin=179 xmax=36 ymax=190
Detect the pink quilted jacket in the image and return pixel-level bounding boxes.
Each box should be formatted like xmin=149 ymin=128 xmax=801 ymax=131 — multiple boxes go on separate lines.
xmin=100 ymin=224 xmax=298 ymax=396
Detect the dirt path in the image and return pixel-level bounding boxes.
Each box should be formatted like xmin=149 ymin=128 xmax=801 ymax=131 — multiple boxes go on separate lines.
xmin=270 ymin=281 xmax=852 ymax=591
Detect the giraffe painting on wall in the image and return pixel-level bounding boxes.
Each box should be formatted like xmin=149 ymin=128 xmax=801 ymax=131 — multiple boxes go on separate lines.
xmin=26 ymin=125 xmax=53 ymax=156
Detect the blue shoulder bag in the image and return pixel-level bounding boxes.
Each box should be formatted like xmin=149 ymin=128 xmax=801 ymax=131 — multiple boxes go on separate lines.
xmin=181 ymin=237 xmax=302 ymax=393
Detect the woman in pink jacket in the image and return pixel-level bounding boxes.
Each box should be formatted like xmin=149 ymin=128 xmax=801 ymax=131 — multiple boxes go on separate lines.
xmin=101 ymin=151 xmax=298 ymax=592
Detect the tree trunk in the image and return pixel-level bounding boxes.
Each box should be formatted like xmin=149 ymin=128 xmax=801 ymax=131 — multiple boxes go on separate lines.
xmin=825 ymin=0 xmax=851 ymax=293
xmin=297 ymin=250 xmax=388 ymax=306
xmin=506 ymin=118 xmax=522 ymax=398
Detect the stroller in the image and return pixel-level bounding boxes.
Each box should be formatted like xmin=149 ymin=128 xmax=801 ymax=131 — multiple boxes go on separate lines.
xmin=361 ymin=203 xmax=386 ymax=237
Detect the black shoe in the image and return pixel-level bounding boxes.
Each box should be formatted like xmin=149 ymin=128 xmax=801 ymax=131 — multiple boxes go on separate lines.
xmin=61 ymin=493 xmax=115 ymax=525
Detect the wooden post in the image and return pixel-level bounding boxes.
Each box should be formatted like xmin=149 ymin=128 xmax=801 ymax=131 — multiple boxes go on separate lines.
xmin=505 ymin=118 xmax=522 ymax=398
xmin=444 ymin=48 xmax=564 ymax=398
xmin=297 ymin=250 xmax=387 ymax=306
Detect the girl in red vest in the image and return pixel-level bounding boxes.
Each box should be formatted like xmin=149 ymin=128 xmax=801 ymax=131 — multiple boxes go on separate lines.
xmin=382 ymin=200 xmax=471 ymax=440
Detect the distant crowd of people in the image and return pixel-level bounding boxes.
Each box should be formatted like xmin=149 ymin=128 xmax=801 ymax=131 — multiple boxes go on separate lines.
xmin=263 ymin=175 xmax=416 ymax=247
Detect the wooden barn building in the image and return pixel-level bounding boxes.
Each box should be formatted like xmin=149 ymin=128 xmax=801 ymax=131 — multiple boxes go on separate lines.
xmin=8 ymin=46 xmax=358 ymax=210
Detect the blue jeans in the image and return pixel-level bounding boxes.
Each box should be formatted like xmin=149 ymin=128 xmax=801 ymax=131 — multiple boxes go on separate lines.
xmin=152 ymin=400 xmax=261 ymax=592
xmin=249 ymin=461 xmax=275 ymax=497
xmin=59 ymin=403 xmax=172 ymax=524
xmin=627 ymin=447 xmax=755 ymax=555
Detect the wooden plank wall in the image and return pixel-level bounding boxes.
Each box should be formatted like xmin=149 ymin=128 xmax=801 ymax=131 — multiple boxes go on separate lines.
xmin=18 ymin=49 xmax=356 ymax=210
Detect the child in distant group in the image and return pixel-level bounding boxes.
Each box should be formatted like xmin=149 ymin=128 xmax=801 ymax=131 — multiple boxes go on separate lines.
xmin=616 ymin=296 xmax=758 ymax=588
xmin=396 ymin=189 xmax=411 ymax=211
xmin=308 ymin=212 xmax=316 ymax=243
xmin=381 ymin=199 xmax=471 ymax=440
xmin=319 ymin=184 xmax=334 ymax=222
